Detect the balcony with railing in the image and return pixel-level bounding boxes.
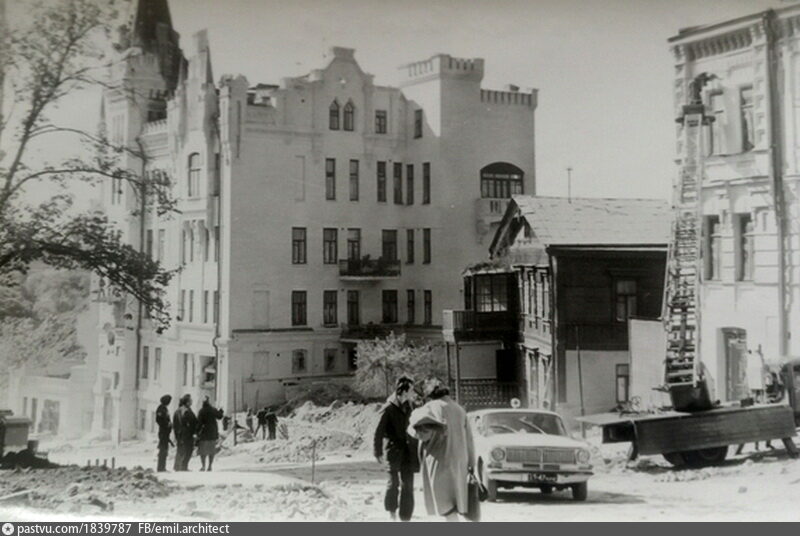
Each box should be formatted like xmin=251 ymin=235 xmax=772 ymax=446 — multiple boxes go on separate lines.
xmin=443 ymin=309 xmax=517 ymax=342
xmin=339 ymin=323 xmax=394 ymax=342
xmin=339 ymin=256 xmax=401 ymax=280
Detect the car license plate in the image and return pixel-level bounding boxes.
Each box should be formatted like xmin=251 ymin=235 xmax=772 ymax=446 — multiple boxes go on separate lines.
xmin=527 ymin=473 xmax=556 ymax=483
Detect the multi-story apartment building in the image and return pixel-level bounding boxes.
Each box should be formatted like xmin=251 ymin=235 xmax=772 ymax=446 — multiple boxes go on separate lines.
xmin=669 ymin=7 xmax=800 ymax=402
xmin=91 ymin=0 xmax=537 ymax=440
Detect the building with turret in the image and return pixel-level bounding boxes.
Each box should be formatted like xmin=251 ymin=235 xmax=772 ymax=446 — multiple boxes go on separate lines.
xmin=91 ymin=0 xmax=537 ymax=440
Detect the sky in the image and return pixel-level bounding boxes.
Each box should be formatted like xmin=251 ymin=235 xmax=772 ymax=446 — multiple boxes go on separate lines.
xmin=3 ymin=0 xmax=785 ymax=203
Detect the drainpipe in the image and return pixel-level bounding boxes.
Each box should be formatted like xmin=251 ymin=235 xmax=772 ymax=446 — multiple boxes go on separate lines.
xmin=764 ymin=10 xmax=790 ymax=358
xmin=133 ymin=137 xmax=148 ymax=434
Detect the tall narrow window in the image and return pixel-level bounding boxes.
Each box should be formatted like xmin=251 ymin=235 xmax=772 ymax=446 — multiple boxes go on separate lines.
xmin=214 ymin=226 xmax=220 ymax=261
xmin=203 ymin=290 xmax=209 ymax=323
xmin=614 ymin=280 xmax=637 ymax=322
xmin=323 ymin=290 xmax=338 ymax=326
xmin=347 ymin=290 xmax=360 ymax=325
xmin=325 ymin=158 xmax=336 ymax=200
xmin=157 ymin=229 xmax=165 ymax=262
xmin=375 ymin=110 xmax=387 ymax=134
xmin=324 ymin=348 xmax=338 ymax=372
xmin=179 ymin=289 xmax=186 ymax=320
xmin=616 ymin=364 xmax=630 ymax=403
xmin=424 ymin=290 xmax=432 ymax=325
xmin=414 ymin=109 xmax=423 ymax=138
xmin=323 ymin=228 xmax=338 ymax=264
xmin=740 ymin=86 xmax=754 ymax=152
xmin=347 ymin=228 xmax=361 ymax=261
xmin=141 ymin=346 xmax=149 ymax=379
xmin=329 ymin=100 xmax=340 ymax=130
xmin=393 ymin=163 xmax=403 ymax=204
xmin=188 ymin=226 xmax=194 ymax=262
xmin=188 ymin=153 xmax=200 ymax=198
xmin=737 ymin=213 xmax=754 ymax=281
xmin=406 ymin=164 xmax=414 ymax=205
xmin=145 ymin=230 xmax=153 ymax=259
xmin=292 ymin=227 xmax=306 ymax=264
xmin=376 ymin=161 xmax=387 ymax=202
xmin=181 ymin=229 xmax=187 ymax=264
xmin=406 ymin=229 xmax=415 ymax=264
xmin=189 ymin=290 xmax=195 ymax=323
xmin=705 ymin=215 xmax=721 ymax=280
xmin=292 ymin=349 xmax=307 ymax=373
xmin=343 ymin=100 xmax=355 ymax=131
xmin=349 ymin=159 xmax=359 ymax=201
xmin=154 ymin=348 xmax=161 ymax=382
xmin=422 ymin=162 xmax=431 ymax=204
xmin=291 ymin=291 xmax=307 ymax=326
xmin=423 ymin=228 xmax=431 ymax=264
xmin=480 ymin=162 xmax=524 ymax=199
xmin=213 ymin=290 xmax=219 ymax=323
xmin=406 ymin=290 xmax=415 ymax=324
xmin=382 ymin=290 xmax=398 ymax=323
xmin=382 ymin=230 xmax=398 ymax=262
xmin=709 ymin=92 xmax=724 ymax=156
xmin=204 ymin=227 xmax=210 ymax=262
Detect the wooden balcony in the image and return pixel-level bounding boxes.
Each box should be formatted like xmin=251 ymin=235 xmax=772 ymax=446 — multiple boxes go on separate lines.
xmin=443 ymin=309 xmax=516 ymax=342
xmin=339 ymin=257 xmax=401 ymax=280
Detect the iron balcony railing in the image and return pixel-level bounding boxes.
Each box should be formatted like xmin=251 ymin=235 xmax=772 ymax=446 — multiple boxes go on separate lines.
xmin=338 ymin=257 xmax=401 ymax=278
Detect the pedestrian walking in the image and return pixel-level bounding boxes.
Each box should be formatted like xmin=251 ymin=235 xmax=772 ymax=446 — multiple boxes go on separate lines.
xmin=266 ymin=408 xmax=278 ymax=440
xmin=197 ymin=397 xmax=224 ymax=472
xmin=256 ymin=407 xmax=268 ymax=439
xmin=245 ymin=409 xmax=254 ymax=434
xmin=408 ymin=378 xmax=477 ymax=522
xmin=172 ymin=394 xmax=198 ymax=471
xmin=155 ymin=394 xmax=173 ymax=472
xmin=374 ymin=376 xmax=417 ymax=521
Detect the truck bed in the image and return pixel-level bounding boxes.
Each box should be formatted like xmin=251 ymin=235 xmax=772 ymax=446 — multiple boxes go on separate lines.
xmin=577 ymin=403 xmax=796 ymax=456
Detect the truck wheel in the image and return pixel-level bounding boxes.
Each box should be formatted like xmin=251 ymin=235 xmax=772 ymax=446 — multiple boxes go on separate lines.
xmin=684 ymin=447 xmax=728 ymax=467
xmin=540 ymin=485 xmax=553 ymax=495
xmin=479 ymin=461 xmax=498 ymax=502
xmin=571 ymin=482 xmax=588 ymax=501
xmin=663 ymin=452 xmax=688 ymax=466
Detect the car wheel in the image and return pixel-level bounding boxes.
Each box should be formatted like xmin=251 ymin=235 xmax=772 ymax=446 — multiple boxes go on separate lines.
xmin=683 ymin=447 xmax=728 ymax=468
xmin=571 ymin=481 xmax=588 ymax=501
xmin=663 ymin=452 xmax=688 ymax=466
xmin=540 ymin=485 xmax=553 ymax=495
xmin=479 ymin=460 xmax=498 ymax=502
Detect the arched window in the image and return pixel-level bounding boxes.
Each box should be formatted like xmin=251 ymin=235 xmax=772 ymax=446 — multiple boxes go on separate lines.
xmin=329 ymin=100 xmax=340 ymax=130
xmin=187 ymin=153 xmax=201 ymax=197
xmin=480 ymin=162 xmax=524 ymax=199
xmin=343 ymin=100 xmax=355 ymax=131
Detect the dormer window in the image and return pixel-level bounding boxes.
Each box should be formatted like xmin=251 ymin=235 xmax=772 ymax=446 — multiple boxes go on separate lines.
xmin=329 ymin=100 xmax=340 ymax=130
xmin=343 ymin=100 xmax=355 ymax=131
xmin=188 ymin=152 xmax=201 ymax=198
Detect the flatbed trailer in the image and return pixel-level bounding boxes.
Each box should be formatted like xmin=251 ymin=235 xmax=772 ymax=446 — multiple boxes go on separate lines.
xmin=577 ymin=403 xmax=798 ymax=467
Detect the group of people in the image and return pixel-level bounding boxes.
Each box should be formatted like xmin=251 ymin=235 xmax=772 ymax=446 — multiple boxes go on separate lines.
xmin=373 ymin=376 xmax=478 ymax=523
xmin=244 ymin=407 xmax=279 ymax=440
xmin=155 ymin=393 xmax=224 ymax=472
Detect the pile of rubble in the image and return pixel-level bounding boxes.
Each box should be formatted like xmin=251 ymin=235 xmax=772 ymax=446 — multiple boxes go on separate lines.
xmin=0 ymin=465 xmax=173 ymax=514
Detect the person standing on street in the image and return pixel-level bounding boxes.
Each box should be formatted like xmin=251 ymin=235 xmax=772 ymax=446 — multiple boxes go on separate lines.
xmin=409 ymin=378 xmax=476 ymax=522
xmin=245 ymin=409 xmax=254 ymax=434
xmin=255 ymin=407 xmax=268 ymax=439
xmin=374 ymin=376 xmax=417 ymax=521
xmin=197 ymin=397 xmax=224 ymax=472
xmin=172 ymin=394 xmax=198 ymax=471
xmin=266 ymin=408 xmax=278 ymax=440
xmin=155 ymin=394 xmax=173 ymax=472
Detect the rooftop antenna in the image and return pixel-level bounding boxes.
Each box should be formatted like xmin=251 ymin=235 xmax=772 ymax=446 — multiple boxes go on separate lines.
xmin=567 ymin=167 xmax=573 ymax=203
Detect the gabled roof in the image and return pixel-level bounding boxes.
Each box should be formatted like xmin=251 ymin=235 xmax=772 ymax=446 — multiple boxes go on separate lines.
xmin=490 ymin=195 xmax=671 ymax=255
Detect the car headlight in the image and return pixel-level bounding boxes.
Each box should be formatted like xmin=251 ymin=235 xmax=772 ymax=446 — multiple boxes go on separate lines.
xmin=490 ymin=447 xmax=506 ymax=462
xmin=576 ymin=448 xmax=591 ymax=464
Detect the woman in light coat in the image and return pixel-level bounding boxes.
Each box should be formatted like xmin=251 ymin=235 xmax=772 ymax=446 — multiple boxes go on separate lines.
xmin=408 ymin=378 xmax=476 ymax=521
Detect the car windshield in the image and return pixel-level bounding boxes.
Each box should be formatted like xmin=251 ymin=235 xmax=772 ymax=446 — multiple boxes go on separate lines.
xmin=481 ymin=412 xmax=567 ymax=436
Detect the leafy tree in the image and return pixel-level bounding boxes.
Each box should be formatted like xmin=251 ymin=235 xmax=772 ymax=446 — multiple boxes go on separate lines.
xmin=0 ymin=0 xmax=174 ymax=328
xmin=354 ymin=332 xmax=447 ymax=398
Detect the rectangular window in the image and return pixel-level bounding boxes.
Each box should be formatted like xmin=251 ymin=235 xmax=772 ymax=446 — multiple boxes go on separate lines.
xmin=406 ymin=229 xmax=415 ymax=264
xmin=709 ymin=92 xmax=724 ymax=156
xmin=204 ymin=228 xmax=210 ymax=261
xmin=323 ymin=290 xmax=338 ymax=326
xmin=393 ymin=163 xmax=403 ymax=204
xmin=188 ymin=154 xmax=201 ymax=198
xmin=616 ymin=364 xmax=630 ymax=404
xmin=382 ymin=290 xmax=398 ymax=324
xmin=292 ymin=227 xmax=307 ymax=264
xmin=325 ymin=158 xmax=336 ymax=200
xmin=382 ymin=230 xmax=398 ymax=261
xmin=154 ymin=348 xmax=161 ymax=382
xmin=141 ymin=346 xmax=149 ymax=379
xmin=375 ymin=110 xmax=387 ymax=134
xmin=329 ymin=101 xmax=339 ymax=130
xmin=422 ymin=162 xmax=431 ymax=204
xmin=213 ymin=290 xmax=219 ymax=323
xmin=189 ymin=290 xmax=195 ymax=323
xmin=139 ymin=409 xmax=146 ymax=431
xmin=291 ymin=291 xmax=307 ymax=326
xmin=213 ymin=152 xmax=221 ymax=195
xmin=179 ymin=289 xmax=186 ymax=321
xmin=740 ymin=86 xmax=754 ymax=152
xmin=157 ymin=229 xmax=165 ymax=262
xmin=203 ymin=290 xmax=209 ymax=323
xmin=324 ymin=348 xmax=338 ymax=372
xmin=349 ymin=159 xmax=359 ymax=201
xmin=414 ymin=109 xmax=423 ymax=138
xmin=191 ymin=354 xmax=196 ymax=386
xmin=423 ymin=228 xmax=431 ymax=264
xmin=347 ymin=290 xmax=360 ymax=325
xmin=736 ymin=213 xmax=754 ymax=281
xmin=476 ymin=275 xmax=508 ymax=312
xmin=181 ymin=353 xmax=189 ymax=386
xmin=376 ymin=161 xmax=387 ymax=202
xmin=406 ymin=289 xmax=415 ymax=324
xmin=292 ymin=349 xmax=307 ymax=373
xmin=406 ymin=164 xmax=414 ymax=205
xmin=189 ymin=226 xmax=194 ymax=262
xmin=424 ymin=290 xmax=432 ymax=325
xmin=146 ymin=230 xmax=153 ymax=259
xmin=614 ymin=279 xmax=637 ymax=322
xmin=323 ymin=228 xmax=338 ymax=264
xmin=181 ymin=229 xmax=187 ymax=264
xmin=705 ymin=216 xmax=722 ymax=280
xmin=214 ymin=226 xmax=220 ymax=261
xmin=347 ymin=228 xmax=361 ymax=260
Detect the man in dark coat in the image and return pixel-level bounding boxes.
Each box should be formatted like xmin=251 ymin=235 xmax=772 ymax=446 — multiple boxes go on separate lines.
xmin=265 ymin=408 xmax=278 ymax=440
xmin=155 ymin=394 xmax=173 ymax=472
xmin=172 ymin=394 xmax=198 ymax=471
xmin=255 ymin=407 xmax=268 ymax=439
xmin=197 ymin=397 xmax=224 ymax=471
xmin=373 ymin=376 xmax=417 ymax=521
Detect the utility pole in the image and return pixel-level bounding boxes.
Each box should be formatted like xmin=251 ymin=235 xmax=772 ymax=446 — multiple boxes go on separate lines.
xmin=566 ymin=167 xmax=573 ymax=202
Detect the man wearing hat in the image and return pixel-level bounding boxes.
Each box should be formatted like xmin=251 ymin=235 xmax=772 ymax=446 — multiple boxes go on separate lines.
xmin=155 ymin=394 xmax=173 ymax=472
